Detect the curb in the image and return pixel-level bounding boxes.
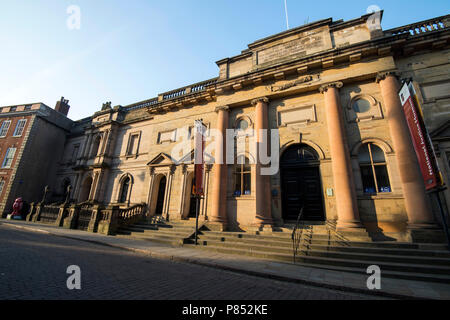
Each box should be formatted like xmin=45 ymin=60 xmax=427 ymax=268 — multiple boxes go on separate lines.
xmin=0 ymin=221 xmax=431 ymax=300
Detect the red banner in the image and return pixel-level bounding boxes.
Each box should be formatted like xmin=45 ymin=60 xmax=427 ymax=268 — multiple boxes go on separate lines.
xmin=399 ymin=82 xmax=441 ymax=190
xmin=193 ymin=120 xmax=205 ymax=196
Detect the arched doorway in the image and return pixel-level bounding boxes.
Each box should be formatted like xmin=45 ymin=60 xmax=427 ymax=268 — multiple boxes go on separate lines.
xmin=280 ymin=144 xmax=324 ymax=221
xmin=155 ymin=176 xmax=167 ymax=215
xmin=79 ymin=176 xmax=93 ymax=202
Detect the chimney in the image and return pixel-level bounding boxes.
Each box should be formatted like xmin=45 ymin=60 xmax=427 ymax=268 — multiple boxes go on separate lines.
xmin=55 ymin=97 xmax=70 ymax=116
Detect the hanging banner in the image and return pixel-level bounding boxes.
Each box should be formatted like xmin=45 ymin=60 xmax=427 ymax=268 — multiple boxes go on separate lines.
xmin=193 ymin=120 xmax=205 ymax=196
xmin=399 ymin=81 xmax=443 ymax=190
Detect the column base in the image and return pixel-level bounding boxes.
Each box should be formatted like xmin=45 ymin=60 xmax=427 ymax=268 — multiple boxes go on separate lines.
xmin=246 ymin=224 xmax=279 ymax=233
xmin=204 ymin=221 xmax=227 ymax=232
xmin=336 ymin=219 xmax=364 ymax=231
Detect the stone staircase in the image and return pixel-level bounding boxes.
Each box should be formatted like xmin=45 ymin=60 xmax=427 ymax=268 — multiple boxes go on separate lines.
xmin=115 ymin=218 xmax=450 ymax=284
xmin=183 ymin=223 xmax=450 ymax=284
xmin=116 ymin=217 xmax=200 ymax=246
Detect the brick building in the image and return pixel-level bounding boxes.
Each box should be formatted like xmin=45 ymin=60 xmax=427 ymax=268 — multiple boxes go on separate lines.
xmin=0 ymin=98 xmax=73 ymax=217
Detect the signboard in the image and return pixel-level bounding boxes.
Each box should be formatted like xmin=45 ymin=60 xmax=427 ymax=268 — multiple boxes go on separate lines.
xmin=193 ymin=120 xmax=205 ymax=196
xmin=399 ymin=81 xmax=443 ymax=190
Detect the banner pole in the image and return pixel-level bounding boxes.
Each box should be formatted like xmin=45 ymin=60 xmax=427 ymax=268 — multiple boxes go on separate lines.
xmin=195 ymin=195 xmax=200 ymax=245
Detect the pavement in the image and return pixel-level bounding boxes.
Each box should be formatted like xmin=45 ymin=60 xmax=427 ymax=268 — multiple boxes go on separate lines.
xmin=1 ymin=219 xmax=450 ymax=300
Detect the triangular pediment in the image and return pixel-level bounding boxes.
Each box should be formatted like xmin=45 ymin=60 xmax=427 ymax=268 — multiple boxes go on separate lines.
xmin=147 ymin=152 xmax=176 ymax=167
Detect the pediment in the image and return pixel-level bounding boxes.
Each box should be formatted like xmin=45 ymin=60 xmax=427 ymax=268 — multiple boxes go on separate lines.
xmin=147 ymin=152 xmax=176 ymax=167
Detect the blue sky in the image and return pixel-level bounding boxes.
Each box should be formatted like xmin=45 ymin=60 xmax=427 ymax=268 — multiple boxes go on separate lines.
xmin=0 ymin=0 xmax=448 ymax=120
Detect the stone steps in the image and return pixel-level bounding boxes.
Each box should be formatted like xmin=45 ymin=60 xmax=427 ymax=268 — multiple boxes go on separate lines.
xmin=116 ymin=219 xmax=199 ymax=246
xmin=192 ymin=238 xmax=450 ymax=263
xmin=184 ymin=243 xmax=450 ymax=281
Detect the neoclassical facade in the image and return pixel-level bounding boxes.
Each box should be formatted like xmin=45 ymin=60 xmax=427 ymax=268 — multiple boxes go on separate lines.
xmin=53 ymin=13 xmax=450 ymax=240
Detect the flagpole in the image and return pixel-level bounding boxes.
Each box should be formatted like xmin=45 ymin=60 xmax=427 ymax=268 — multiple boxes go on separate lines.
xmin=284 ymin=0 xmax=289 ymax=30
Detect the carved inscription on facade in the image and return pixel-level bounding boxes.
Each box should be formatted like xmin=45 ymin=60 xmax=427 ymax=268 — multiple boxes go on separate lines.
xmin=256 ymin=27 xmax=331 ymax=66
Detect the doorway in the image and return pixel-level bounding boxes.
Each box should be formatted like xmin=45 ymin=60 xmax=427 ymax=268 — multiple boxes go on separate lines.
xmin=79 ymin=176 xmax=93 ymax=202
xmin=155 ymin=176 xmax=167 ymax=215
xmin=280 ymin=144 xmax=324 ymax=221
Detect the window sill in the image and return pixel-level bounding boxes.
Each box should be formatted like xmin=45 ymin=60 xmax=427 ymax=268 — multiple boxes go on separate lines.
xmin=228 ymin=195 xmax=254 ymax=200
xmin=357 ymin=193 xmax=404 ymax=200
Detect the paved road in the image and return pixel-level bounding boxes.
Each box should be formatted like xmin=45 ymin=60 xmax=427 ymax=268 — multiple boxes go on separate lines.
xmin=0 ymin=225 xmax=374 ymax=300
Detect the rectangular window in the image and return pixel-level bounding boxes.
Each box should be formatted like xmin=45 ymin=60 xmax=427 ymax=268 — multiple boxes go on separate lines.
xmin=71 ymin=144 xmax=80 ymax=163
xmin=126 ymin=133 xmax=140 ymax=156
xmin=2 ymin=147 xmax=16 ymax=168
xmin=13 ymin=119 xmax=27 ymax=137
xmin=0 ymin=120 xmax=11 ymax=137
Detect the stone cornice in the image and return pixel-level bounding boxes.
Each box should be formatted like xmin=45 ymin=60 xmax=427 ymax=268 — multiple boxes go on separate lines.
xmin=319 ymin=82 xmax=343 ymax=93
xmin=251 ymin=97 xmax=269 ymax=106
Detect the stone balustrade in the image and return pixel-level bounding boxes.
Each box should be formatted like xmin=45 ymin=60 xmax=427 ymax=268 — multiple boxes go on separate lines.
xmin=386 ymin=15 xmax=449 ymax=36
xmin=23 ymin=202 xmax=147 ymax=236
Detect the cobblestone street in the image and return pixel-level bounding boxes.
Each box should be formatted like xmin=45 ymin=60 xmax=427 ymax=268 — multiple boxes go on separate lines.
xmin=0 ymin=225 xmax=374 ymax=300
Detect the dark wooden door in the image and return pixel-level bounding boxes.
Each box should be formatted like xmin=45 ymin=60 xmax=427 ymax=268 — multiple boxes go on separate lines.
xmin=281 ymin=166 xmax=324 ymax=221
xmin=155 ymin=176 xmax=166 ymax=215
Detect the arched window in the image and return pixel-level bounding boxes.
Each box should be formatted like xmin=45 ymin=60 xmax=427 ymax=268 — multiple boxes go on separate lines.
xmin=90 ymin=136 xmax=101 ymax=158
xmin=234 ymin=156 xmax=251 ymax=196
xmin=236 ymin=119 xmax=249 ymax=131
xmin=358 ymin=143 xmax=391 ymax=194
xmin=119 ymin=177 xmax=131 ymax=203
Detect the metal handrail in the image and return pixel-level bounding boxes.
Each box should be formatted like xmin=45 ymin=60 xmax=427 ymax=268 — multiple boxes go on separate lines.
xmin=291 ymin=207 xmax=304 ymax=264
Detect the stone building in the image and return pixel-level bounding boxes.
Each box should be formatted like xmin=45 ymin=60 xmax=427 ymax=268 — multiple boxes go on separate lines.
xmin=0 ymin=98 xmax=73 ymax=217
xmin=53 ymin=12 xmax=450 ymax=241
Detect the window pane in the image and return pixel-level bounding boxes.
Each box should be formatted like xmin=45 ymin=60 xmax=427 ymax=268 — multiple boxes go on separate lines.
xmin=243 ymin=173 xmax=251 ymax=195
xmin=353 ymin=99 xmax=371 ymax=113
xmin=237 ymin=119 xmax=248 ymax=130
xmin=375 ymin=165 xmax=391 ymax=193
xmin=234 ymin=173 xmax=241 ymax=196
xmin=370 ymin=145 xmax=386 ymax=163
xmin=358 ymin=144 xmax=371 ymax=164
xmin=361 ymin=165 xmax=376 ymax=193
xmin=0 ymin=121 xmax=11 ymax=137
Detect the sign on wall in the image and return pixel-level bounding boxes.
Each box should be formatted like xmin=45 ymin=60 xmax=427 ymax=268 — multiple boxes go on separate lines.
xmin=399 ymin=81 xmax=443 ymax=190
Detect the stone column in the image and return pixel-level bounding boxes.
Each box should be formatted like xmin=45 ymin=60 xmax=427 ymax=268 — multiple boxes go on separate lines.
xmin=252 ymin=97 xmax=273 ymax=227
xmin=376 ymin=72 xmax=436 ymax=228
xmin=320 ymin=82 xmax=363 ymax=230
xmin=209 ymin=106 xmax=229 ymax=229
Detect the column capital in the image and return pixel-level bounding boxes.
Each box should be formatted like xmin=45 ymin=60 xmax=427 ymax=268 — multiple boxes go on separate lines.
xmin=251 ymin=97 xmax=269 ymax=106
xmin=319 ymin=81 xmax=343 ymax=94
xmin=376 ymin=70 xmax=400 ymax=83
xmin=214 ymin=105 xmax=230 ymax=113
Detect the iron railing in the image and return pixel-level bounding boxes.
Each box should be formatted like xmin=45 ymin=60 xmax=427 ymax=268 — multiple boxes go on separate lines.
xmin=76 ymin=205 xmax=93 ymax=231
xmin=39 ymin=205 xmax=60 ymax=223
xmin=291 ymin=207 xmax=304 ymax=264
